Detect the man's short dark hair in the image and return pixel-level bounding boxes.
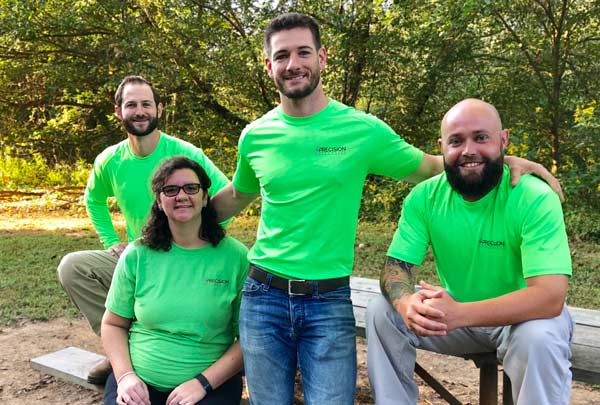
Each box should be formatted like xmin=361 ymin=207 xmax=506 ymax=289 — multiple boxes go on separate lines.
xmin=264 ymin=13 xmax=321 ymax=56
xmin=114 ymin=75 xmax=161 ymax=108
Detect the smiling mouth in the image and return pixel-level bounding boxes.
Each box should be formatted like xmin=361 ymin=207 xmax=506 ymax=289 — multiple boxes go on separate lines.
xmin=460 ymin=162 xmax=483 ymax=168
xmin=285 ymin=73 xmax=307 ymax=81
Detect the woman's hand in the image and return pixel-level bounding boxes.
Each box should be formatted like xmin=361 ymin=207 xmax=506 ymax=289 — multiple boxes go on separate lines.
xmin=166 ymin=378 xmax=206 ymax=405
xmin=117 ymin=373 xmax=151 ymax=405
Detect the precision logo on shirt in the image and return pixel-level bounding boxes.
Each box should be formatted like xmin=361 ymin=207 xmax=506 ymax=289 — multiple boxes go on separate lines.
xmin=315 ymin=146 xmax=347 ymax=155
xmin=479 ymin=239 xmax=505 ymax=248
xmin=205 ymin=278 xmax=229 ymax=285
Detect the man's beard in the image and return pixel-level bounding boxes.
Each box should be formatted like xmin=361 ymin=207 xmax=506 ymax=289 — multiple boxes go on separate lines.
xmin=275 ymin=69 xmax=321 ymax=100
xmin=444 ymin=153 xmax=504 ymax=201
xmin=122 ymin=114 xmax=159 ymax=137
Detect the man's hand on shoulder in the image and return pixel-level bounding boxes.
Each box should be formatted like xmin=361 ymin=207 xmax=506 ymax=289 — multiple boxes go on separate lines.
xmin=107 ymin=242 xmax=128 ymax=258
xmin=504 ymin=155 xmax=564 ymax=201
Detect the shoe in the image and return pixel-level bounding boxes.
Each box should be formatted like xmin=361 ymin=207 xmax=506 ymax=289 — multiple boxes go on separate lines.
xmin=87 ymin=358 xmax=112 ymax=384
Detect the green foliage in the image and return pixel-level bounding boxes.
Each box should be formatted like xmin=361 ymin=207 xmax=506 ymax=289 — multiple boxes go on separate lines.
xmin=565 ymin=208 xmax=600 ymax=243
xmin=0 ymin=0 xmax=599 ymax=211
xmin=359 ymin=176 xmax=412 ymax=222
xmin=0 ymin=152 xmax=90 ymax=189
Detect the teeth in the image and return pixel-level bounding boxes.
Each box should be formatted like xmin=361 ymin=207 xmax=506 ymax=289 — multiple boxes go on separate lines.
xmin=463 ymin=162 xmax=481 ymax=167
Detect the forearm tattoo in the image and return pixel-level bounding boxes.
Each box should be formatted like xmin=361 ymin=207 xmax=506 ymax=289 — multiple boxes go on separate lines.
xmin=380 ymin=257 xmax=416 ymax=304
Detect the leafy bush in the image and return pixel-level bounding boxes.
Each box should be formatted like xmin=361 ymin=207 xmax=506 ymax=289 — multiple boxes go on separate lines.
xmin=360 ymin=175 xmax=412 ymax=222
xmin=564 ymin=207 xmax=600 ymax=243
xmin=0 ymin=152 xmax=91 ymax=190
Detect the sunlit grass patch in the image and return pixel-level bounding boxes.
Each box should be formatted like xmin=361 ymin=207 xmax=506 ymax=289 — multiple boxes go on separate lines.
xmin=0 ymin=210 xmax=598 ymax=326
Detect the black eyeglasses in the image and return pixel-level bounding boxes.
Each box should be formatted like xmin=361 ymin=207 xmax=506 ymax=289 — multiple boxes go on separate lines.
xmin=161 ymin=183 xmax=202 ymax=197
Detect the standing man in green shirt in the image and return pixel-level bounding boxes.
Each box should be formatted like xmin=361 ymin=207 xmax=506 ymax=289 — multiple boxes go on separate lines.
xmin=57 ymin=76 xmax=230 ymax=384
xmin=212 ymin=13 xmax=562 ymax=404
xmin=367 ymin=99 xmax=572 ymax=405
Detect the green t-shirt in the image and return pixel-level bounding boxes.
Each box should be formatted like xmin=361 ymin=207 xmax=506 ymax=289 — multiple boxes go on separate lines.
xmin=387 ymin=166 xmax=572 ymax=302
xmin=105 ymin=236 xmax=249 ymax=391
xmin=85 ymin=132 xmax=230 ymax=249
xmin=233 ymin=99 xmax=423 ymax=280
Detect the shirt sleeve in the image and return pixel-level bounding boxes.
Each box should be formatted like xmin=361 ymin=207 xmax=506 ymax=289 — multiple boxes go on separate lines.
xmin=232 ymin=134 xmax=260 ymax=194
xmin=386 ymin=186 xmax=430 ymax=265
xmin=105 ymin=243 xmax=138 ymax=319
xmin=518 ymin=182 xmax=572 ymax=278
xmin=367 ymin=119 xmax=424 ymax=180
xmin=84 ymin=160 xmax=121 ymax=249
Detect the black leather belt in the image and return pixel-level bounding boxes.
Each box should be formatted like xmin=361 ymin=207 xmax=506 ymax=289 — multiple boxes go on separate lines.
xmin=249 ymin=266 xmax=349 ymax=296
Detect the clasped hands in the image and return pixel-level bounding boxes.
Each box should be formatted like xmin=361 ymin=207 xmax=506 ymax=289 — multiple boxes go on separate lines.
xmin=395 ymin=281 xmax=463 ymax=337
xmin=117 ymin=373 xmax=207 ymax=405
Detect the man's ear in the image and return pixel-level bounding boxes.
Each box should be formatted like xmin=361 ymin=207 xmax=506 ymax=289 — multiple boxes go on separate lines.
xmin=157 ymin=102 xmax=164 ymax=118
xmin=114 ymin=105 xmax=123 ymax=120
xmin=265 ymin=57 xmax=273 ymax=79
xmin=318 ymin=47 xmax=327 ymax=70
xmin=501 ymin=129 xmax=510 ymax=150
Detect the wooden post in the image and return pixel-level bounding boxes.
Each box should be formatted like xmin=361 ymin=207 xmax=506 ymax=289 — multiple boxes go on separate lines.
xmin=479 ymin=361 xmax=498 ymax=405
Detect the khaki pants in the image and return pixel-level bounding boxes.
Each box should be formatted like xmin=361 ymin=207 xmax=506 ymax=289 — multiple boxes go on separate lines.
xmin=57 ymin=250 xmax=118 ymax=335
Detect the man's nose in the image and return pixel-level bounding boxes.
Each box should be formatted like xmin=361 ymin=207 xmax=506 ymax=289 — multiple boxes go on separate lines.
xmin=286 ymin=53 xmax=301 ymax=71
xmin=462 ymin=139 xmax=476 ymax=155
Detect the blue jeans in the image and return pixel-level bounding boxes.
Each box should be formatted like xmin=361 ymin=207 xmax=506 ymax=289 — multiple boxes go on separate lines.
xmin=239 ymin=271 xmax=357 ymax=405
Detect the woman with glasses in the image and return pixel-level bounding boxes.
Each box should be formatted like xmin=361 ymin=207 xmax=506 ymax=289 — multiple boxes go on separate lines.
xmin=101 ymin=156 xmax=248 ymax=405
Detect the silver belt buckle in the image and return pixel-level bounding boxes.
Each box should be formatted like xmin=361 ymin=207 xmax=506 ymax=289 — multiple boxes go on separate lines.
xmin=288 ymin=279 xmax=308 ymax=296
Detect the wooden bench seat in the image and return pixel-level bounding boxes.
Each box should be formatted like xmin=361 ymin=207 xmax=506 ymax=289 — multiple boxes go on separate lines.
xmin=350 ymin=276 xmax=600 ymax=405
xmin=31 ymin=346 xmax=106 ymax=392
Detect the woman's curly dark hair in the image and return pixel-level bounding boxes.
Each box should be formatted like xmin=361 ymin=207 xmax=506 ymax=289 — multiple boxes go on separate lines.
xmin=140 ymin=156 xmax=225 ymax=250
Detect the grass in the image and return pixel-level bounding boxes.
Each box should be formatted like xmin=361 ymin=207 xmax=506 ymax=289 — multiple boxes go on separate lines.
xmin=0 ymin=211 xmax=598 ymax=326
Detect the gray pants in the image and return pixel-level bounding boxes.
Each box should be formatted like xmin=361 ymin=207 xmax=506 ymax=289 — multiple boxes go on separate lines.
xmin=366 ymin=295 xmax=573 ymax=405
xmin=56 ymin=250 xmax=118 ymax=335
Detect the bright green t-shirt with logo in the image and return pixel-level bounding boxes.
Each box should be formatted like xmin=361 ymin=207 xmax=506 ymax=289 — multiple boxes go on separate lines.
xmin=105 ymin=236 xmax=249 ymax=391
xmin=387 ymin=166 xmax=571 ymax=302
xmin=85 ymin=132 xmax=230 ymax=249
xmin=233 ymin=99 xmax=424 ymax=280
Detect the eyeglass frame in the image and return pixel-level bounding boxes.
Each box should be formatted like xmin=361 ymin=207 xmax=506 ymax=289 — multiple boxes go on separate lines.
xmin=160 ymin=183 xmax=202 ymax=197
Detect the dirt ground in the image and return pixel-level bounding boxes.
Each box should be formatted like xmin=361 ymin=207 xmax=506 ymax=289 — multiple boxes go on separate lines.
xmin=0 ymin=317 xmax=598 ymax=405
